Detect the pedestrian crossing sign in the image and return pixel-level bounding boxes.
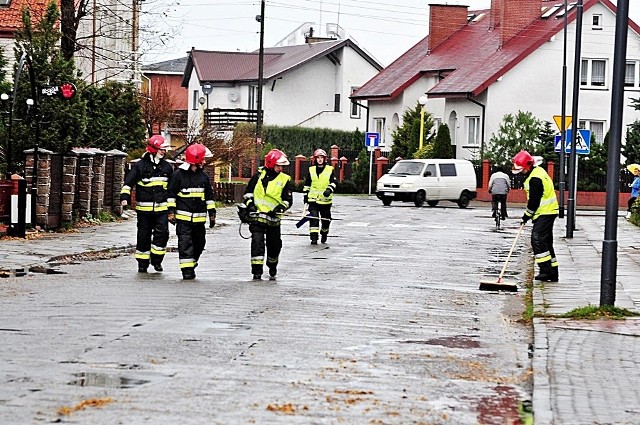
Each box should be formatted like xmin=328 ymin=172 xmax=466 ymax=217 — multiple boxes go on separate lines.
xmin=554 ymin=129 xmax=591 ymax=155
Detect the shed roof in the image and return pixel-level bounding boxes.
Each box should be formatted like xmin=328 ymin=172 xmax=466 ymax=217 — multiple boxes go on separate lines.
xmin=182 ymin=39 xmax=382 ymax=87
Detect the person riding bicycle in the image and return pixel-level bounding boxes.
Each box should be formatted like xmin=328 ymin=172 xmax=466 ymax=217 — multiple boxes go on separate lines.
xmin=488 ymin=166 xmax=510 ymax=220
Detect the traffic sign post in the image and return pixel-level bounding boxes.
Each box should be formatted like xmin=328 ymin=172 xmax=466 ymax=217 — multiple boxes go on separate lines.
xmin=364 ymin=132 xmax=380 ymax=195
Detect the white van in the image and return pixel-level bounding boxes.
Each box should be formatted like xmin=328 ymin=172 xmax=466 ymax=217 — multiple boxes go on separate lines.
xmin=375 ymin=159 xmax=477 ymax=208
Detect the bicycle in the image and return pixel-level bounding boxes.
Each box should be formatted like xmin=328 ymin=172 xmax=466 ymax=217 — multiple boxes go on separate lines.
xmin=493 ymin=199 xmax=502 ymax=230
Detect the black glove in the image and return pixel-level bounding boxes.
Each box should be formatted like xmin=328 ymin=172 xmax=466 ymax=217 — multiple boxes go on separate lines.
xmin=247 ymin=202 xmax=257 ymax=213
xmin=521 ymin=214 xmax=530 ymax=225
xmin=323 ymin=188 xmax=332 ymax=197
xmin=274 ymin=205 xmax=285 ymax=214
xmin=209 ymin=214 xmax=216 ymax=228
xmin=303 ymin=194 xmax=308 ymax=204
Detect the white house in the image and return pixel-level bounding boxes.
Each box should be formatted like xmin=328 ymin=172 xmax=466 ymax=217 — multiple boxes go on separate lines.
xmin=181 ymin=39 xmax=383 ymax=133
xmin=351 ymin=0 xmax=640 ymax=161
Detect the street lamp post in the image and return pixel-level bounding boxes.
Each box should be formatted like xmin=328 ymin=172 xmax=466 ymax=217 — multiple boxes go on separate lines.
xmin=418 ymin=95 xmax=428 ymax=150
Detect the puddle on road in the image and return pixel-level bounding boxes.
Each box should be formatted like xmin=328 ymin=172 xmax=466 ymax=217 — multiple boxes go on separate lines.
xmin=400 ymin=335 xmax=480 ymax=349
xmin=69 ymin=372 xmax=150 ymax=388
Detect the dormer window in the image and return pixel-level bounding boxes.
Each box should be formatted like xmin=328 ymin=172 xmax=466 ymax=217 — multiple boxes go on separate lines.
xmin=592 ymin=14 xmax=602 ymax=30
xmin=0 ymin=0 xmax=12 ymax=6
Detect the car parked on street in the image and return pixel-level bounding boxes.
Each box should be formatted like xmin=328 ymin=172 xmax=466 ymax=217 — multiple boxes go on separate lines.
xmin=375 ymin=159 xmax=477 ymax=208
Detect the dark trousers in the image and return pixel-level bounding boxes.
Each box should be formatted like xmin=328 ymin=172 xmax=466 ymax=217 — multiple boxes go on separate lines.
xmin=176 ymin=221 xmax=206 ymax=273
xmin=531 ymin=214 xmax=558 ymax=274
xmin=628 ymin=196 xmax=637 ymax=212
xmin=136 ymin=213 xmax=169 ymax=268
xmin=491 ymin=194 xmax=508 ymax=219
xmin=308 ymin=202 xmax=332 ymax=241
xmin=249 ymin=222 xmax=282 ymax=275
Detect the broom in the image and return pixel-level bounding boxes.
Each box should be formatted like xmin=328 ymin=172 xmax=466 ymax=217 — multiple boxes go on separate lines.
xmin=479 ymin=222 xmax=525 ymax=292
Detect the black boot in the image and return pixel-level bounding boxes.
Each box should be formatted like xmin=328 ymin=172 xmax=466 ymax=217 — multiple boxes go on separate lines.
xmin=268 ymin=266 xmax=277 ymax=281
xmin=310 ymin=237 xmax=318 ymax=245
xmin=535 ymin=270 xmax=559 ymax=282
xmin=321 ymin=233 xmax=328 ymax=244
xmin=152 ymin=263 xmax=163 ymax=272
xmin=182 ymin=268 xmax=196 ymax=280
xmin=253 ymin=274 xmax=262 ymax=280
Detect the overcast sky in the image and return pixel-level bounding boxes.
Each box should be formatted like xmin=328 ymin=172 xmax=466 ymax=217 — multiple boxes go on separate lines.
xmin=139 ymin=0 xmax=640 ymax=67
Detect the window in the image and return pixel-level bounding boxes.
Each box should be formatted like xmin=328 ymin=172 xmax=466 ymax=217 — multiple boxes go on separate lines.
xmin=579 ymin=120 xmax=605 ymax=144
xmin=374 ymin=118 xmax=385 ymax=146
xmin=192 ymin=90 xmax=199 ymax=110
xmin=581 ymin=59 xmax=607 ymax=88
xmin=350 ymin=87 xmax=361 ymax=118
xmin=0 ymin=0 xmax=12 ymax=6
xmin=248 ymin=86 xmax=257 ymax=109
xmin=334 ymin=94 xmax=341 ymax=112
xmin=439 ymin=163 xmax=457 ymax=177
xmin=592 ymin=14 xmax=602 ymax=29
xmin=624 ymin=60 xmax=640 ymax=88
xmin=466 ymin=116 xmax=480 ymax=145
xmin=425 ymin=164 xmax=437 ymax=177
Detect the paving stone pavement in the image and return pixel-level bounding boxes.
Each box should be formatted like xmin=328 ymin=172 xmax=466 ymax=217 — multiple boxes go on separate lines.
xmin=532 ymin=212 xmax=640 ymax=425
xmin=1 ymin=202 xmax=639 ymax=424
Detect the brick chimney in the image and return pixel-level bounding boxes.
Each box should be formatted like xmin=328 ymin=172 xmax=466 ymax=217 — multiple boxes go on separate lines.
xmin=428 ymin=4 xmax=469 ymax=53
xmin=491 ymin=0 xmax=542 ymax=47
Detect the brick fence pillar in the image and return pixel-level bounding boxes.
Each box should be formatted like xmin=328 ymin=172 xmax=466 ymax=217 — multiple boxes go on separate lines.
xmin=339 ymin=157 xmax=348 ymax=182
xmin=294 ymin=154 xmax=306 ymax=182
xmin=547 ymin=160 xmax=555 ymax=182
xmin=61 ymin=153 xmax=78 ymax=222
xmin=482 ymin=159 xmax=491 ymax=189
xmin=376 ymin=156 xmax=389 ymax=181
xmin=106 ymin=150 xmax=127 ymax=215
xmin=24 ymin=148 xmax=53 ymax=227
xmin=73 ymin=149 xmax=95 ymax=219
xmin=88 ymin=149 xmax=106 ymax=217
xmin=331 ymin=145 xmax=339 ymax=161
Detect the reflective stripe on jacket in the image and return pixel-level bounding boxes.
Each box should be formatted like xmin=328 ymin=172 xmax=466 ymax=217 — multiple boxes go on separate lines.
xmin=167 ymin=167 xmax=216 ymax=222
xmin=253 ymin=169 xmax=291 ymax=225
xmin=307 ymin=165 xmax=334 ymax=204
xmin=120 ymin=154 xmax=173 ymax=213
xmin=524 ymin=166 xmax=558 ymax=220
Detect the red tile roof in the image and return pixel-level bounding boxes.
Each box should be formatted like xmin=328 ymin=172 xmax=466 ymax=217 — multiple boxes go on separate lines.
xmin=182 ymin=39 xmax=382 ymax=86
xmin=0 ymin=0 xmax=56 ymax=36
xmin=352 ymin=0 xmax=640 ymax=100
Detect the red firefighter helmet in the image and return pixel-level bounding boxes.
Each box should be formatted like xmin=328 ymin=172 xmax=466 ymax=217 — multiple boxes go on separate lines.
xmin=512 ymin=150 xmax=534 ymax=174
xmin=146 ymin=135 xmax=171 ymax=154
xmin=264 ymin=149 xmax=290 ymax=169
xmin=313 ymin=149 xmax=327 ymax=159
xmin=185 ymin=143 xmax=207 ymax=165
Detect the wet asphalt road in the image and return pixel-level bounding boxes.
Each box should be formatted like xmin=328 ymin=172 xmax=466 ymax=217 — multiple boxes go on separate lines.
xmin=0 ymin=194 xmax=533 ymax=424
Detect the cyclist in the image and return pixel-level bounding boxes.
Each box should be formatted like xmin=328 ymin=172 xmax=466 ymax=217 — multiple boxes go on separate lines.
xmin=488 ymin=166 xmax=510 ymax=220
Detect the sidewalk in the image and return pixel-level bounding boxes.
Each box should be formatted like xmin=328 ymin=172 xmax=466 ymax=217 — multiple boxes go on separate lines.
xmin=532 ymin=211 xmax=640 ymax=425
xmin=1 ymin=207 xmax=639 ymax=423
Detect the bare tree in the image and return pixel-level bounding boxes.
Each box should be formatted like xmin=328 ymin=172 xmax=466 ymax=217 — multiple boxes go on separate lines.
xmin=139 ymin=77 xmax=177 ymax=135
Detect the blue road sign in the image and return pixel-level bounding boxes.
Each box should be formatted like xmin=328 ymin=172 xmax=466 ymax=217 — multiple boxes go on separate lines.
xmin=554 ymin=129 xmax=591 ymax=155
xmin=365 ymin=132 xmax=380 ymax=148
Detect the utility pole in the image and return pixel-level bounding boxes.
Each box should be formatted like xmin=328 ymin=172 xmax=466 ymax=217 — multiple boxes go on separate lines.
xmin=255 ymin=0 xmax=266 ymax=167
xmin=600 ymin=0 xmax=629 ymax=306
xmin=566 ymin=0 xmax=583 ymax=238
xmin=558 ymin=0 xmax=568 ymax=219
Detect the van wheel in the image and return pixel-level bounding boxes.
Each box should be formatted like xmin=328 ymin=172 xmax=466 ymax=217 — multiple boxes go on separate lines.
xmin=414 ymin=191 xmax=425 ymax=207
xmin=427 ymin=200 xmax=439 ymax=207
xmin=382 ymin=198 xmax=392 ymax=206
xmin=457 ymin=192 xmax=470 ymax=209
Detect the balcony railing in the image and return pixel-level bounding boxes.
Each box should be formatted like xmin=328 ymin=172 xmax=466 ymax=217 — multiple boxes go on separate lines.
xmin=204 ymin=108 xmax=262 ymax=128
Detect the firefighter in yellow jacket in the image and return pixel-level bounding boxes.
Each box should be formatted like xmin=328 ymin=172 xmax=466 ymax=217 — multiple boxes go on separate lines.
xmin=512 ymin=150 xmax=559 ymax=282
xmin=243 ymin=149 xmax=294 ymax=280
xmin=303 ymin=149 xmax=337 ymax=244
